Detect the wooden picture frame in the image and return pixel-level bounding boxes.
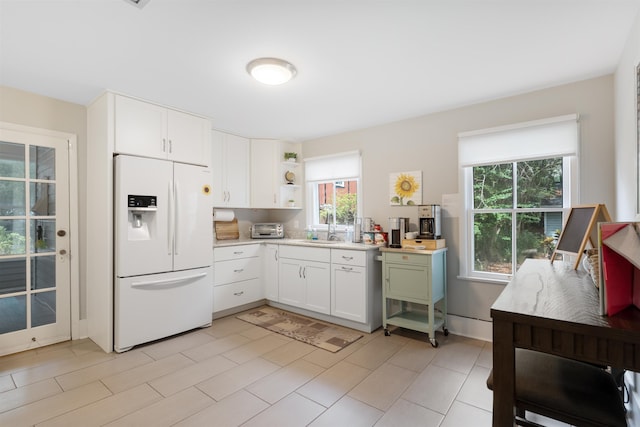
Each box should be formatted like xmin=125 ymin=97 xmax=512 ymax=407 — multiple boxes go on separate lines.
xmin=550 ymin=204 xmax=611 ymax=269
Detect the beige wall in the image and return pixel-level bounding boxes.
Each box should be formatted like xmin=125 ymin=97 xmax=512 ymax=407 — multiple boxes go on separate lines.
xmin=302 ymin=75 xmax=615 ymax=321
xmin=0 ymin=86 xmax=88 ymax=318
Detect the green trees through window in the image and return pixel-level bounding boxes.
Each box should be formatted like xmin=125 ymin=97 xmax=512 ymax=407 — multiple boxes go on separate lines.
xmin=472 ymin=158 xmax=563 ymax=274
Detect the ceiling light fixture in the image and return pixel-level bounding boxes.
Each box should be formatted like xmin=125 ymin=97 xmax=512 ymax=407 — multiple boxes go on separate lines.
xmin=246 ymin=58 xmax=297 ymax=85
xmin=124 ymin=0 xmax=151 ymax=9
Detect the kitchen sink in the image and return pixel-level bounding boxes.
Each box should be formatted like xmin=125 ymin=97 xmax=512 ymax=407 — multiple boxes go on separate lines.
xmin=292 ymin=239 xmax=341 ymax=244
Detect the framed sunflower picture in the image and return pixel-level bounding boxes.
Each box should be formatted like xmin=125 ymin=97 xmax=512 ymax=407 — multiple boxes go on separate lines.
xmin=390 ymin=171 xmax=422 ymax=206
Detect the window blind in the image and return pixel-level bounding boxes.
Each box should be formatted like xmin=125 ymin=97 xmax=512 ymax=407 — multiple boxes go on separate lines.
xmin=304 ymin=150 xmax=361 ymax=182
xmin=458 ymin=114 xmax=579 ymax=167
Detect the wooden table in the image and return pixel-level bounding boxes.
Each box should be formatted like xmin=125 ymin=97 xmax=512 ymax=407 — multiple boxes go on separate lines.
xmin=491 ymin=259 xmax=640 ymax=426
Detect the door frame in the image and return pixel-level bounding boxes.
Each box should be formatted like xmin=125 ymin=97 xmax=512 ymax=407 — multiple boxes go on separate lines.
xmin=0 ymin=121 xmax=80 ymax=344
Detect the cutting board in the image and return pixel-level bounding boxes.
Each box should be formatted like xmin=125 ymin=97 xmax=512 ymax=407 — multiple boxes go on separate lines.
xmin=214 ymin=218 xmax=239 ymax=240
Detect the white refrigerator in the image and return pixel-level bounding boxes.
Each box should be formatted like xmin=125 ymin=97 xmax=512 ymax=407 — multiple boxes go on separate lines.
xmin=114 ymin=155 xmax=213 ymax=353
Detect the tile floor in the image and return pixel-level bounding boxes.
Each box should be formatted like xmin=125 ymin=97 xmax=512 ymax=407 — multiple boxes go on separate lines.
xmin=0 ymin=307 xmax=566 ymax=426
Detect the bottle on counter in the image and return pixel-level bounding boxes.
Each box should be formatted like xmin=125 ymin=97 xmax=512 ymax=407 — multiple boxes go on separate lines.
xmin=345 ymin=226 xmax=353 ymax=242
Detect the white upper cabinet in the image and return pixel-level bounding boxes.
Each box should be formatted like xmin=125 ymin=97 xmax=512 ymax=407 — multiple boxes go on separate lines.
xmin=250 ymin=139 xmax=279 ymax=208
xmin=114 ymin=95 xmax=209 ymax=166
xmin=211 ymin=130 xmax=250 ymax=208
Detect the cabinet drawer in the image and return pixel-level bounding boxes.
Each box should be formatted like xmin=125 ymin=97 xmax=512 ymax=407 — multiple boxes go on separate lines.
xmin=214 ymin=244 xmax=261 ymax=262
xmin=213 ymin=279 xmax=262 ymax=312
xmin=384 ymin=252 xmax=431 ymax=266
xmin=214 ymin=257 xmax=260 ymax=286
xmin=280 ymin=245 xmax=330 ymax=263
xmin=331 ymin=249 xmax=366 ymax=267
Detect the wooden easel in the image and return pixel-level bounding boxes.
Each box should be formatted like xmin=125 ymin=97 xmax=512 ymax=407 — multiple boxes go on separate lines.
xmin=550 ymin=204 xmax=611 ymax=269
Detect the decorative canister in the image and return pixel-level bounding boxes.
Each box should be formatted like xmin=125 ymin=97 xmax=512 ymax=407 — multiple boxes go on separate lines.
xmin=363 ymin=232 xmax=375 ymax=244
xmin=375 ymin=232 xmax=388 ymax=246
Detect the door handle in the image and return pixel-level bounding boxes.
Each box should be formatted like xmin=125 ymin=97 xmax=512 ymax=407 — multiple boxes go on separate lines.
xmin=174 ymin=180 xmax=180 ymax=255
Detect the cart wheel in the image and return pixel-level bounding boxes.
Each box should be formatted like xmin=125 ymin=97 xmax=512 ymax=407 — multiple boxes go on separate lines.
xmin=384 ymin=329 xmax=390 ymax=336
xmin=430 ymin=338 xmax=439 ymax=348
xmin=444 ymin=328 xmax=449 ymax=336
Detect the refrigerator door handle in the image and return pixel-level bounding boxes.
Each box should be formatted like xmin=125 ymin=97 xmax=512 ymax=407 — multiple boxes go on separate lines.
xmin=130 ymin=272 xmax=207 ymax=289
xmin=168 ymin=179 xmax=174 ymax=256
xmin=174 ymin=179 xmax=180 ymax=255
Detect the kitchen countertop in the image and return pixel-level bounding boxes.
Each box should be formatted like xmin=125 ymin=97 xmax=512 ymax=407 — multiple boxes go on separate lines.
xmin=379 ymin=246 xmax=448 ymax=255
xmin=213 ymin=238 xmax=383 ymax=251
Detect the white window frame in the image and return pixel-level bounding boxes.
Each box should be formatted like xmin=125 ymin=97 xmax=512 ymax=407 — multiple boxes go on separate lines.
xmin=458 ymin=115 xmax=580 ymax=283
xmin=304 ymin=151 xmax=362 ymax=231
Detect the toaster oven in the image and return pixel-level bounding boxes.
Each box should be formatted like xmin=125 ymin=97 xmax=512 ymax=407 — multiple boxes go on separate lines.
xmin=251 ymin=223 xmax=284 ymax=239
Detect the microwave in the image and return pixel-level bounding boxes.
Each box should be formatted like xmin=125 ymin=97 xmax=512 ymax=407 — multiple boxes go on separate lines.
xmin=251 ymin=223 xmax=284 ymax=239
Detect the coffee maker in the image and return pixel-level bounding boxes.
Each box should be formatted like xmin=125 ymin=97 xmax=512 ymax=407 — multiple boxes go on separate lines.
xmin=388 ymin=217 xmax=409 ymax=248
xmin=418 ymin=204 xmax=441 ymax=239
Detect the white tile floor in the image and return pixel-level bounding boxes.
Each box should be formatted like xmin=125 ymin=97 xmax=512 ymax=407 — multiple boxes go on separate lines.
xmin=0 ymin=306 xmax=567 ymax=426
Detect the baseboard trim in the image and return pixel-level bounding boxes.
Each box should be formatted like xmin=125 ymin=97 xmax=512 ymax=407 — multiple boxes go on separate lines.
xmin=446 ymin=315 xmax=492 ymax=342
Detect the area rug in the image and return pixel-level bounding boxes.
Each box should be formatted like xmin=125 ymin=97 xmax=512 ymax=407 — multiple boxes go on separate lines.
xmin=236 ymin=307 xmax=363 ymax=353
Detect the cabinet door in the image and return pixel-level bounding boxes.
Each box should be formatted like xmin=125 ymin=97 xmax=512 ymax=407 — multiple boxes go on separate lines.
xmin=211 ymin=131 xmax=250 ymax=208
xmin=331 ymin=264 xmax=366 ymax=322
xmin=279 ymin=258 xmax=305 ymax=307
xmin=167 ymin=109 xmax=209 ymax=166
xmin=210 ymin=130 xmax=226 ymax=206
xmin=115 ymin=95 xmax=167 ymax=159
xmin=250 ymin=139 xmax=279 ymax=208
xmin=224 ymin=133 xmax=250 ymax=207
xmin=263 ymin=244 xmax=279 ymax=301
xmin=304 ymin=261 xmax=330 ymax=314
xmin=385 ymin=262 xmax=430 ymax=302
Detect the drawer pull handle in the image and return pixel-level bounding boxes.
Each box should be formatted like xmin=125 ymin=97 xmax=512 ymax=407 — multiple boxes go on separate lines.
xmin=233 ymin=291 xmax=244 ymax=296
xmin=342 ymin=256 xmax=353 ymax=261
xmin=341 ymin=266 xmax=353 ymax=271
xmin=233 ymin=251 xmax=244 ymax=255
xmin=234 ymin=269 xmax=244 ymax=273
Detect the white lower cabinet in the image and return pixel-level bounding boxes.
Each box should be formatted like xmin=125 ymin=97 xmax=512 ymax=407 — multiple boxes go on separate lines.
xmin=278 ymin=245 xmax=331 ymax=315
xmin=213 ymin=244 xmax=262 ymax=313
xmin=212 ymin=242 xmax=382 ymax=332
xmin=263 ymin=244 xmax=279 ymax=301
xmin=331 ymin=249 xmax=368 ymax=323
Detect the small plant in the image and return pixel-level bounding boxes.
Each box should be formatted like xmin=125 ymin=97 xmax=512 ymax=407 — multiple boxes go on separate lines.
xmin=284 ymin=152 xmax=297 ymax=161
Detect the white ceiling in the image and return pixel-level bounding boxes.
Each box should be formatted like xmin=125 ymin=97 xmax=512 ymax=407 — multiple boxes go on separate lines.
xmin=1 ymin=0 xmax=639 ymax=142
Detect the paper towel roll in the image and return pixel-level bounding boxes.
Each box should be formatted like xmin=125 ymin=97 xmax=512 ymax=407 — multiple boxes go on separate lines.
xmin=213 ymin=209 xmax=235 ymax=222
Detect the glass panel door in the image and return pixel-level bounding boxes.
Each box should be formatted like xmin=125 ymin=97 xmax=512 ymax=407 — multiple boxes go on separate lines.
xmin=0 ymin=127 xmax=70 ymax=355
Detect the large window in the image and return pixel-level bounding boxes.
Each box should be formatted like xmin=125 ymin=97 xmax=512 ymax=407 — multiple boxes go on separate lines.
xmin=305 ymin=151 xmax=361 ymax=230
xmin=459 ymin=115 xmax=578 ymax=281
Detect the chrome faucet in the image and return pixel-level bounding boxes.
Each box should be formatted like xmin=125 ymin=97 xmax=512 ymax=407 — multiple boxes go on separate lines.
xmin=327 ymin=224 xmax=339 ymax=240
